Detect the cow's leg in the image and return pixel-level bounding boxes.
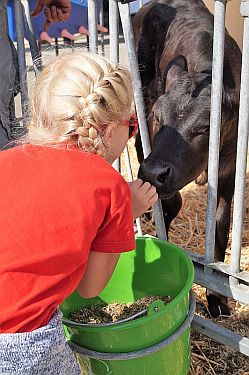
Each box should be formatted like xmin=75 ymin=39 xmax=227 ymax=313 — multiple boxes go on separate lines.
xmin=195 ymin=169 xmax=208 ymax=186
xmin=161 ymin=192 xmax=182 ymax=235
xmin=206 ymin=172 xmax=235 ymax=317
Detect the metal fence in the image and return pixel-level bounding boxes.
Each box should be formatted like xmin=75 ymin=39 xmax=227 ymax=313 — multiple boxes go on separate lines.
xmin=12 ymin=0 xmax=249 ymax=357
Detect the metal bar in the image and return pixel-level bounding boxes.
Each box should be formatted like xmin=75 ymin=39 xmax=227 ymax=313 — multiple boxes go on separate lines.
xmin=185 ymin=251 xmax=249 ymax=283
xmin=88 ymin=0 xmax=98 ymax=53
xmin=194 ymin=263 xmax=249 ymax=305
xmin=192 ymin=315 xmax=249 ymax=356
xmin=124 ymin=146 xmax=143 ymax=236
xmin=13 ymin=0 xmax=29 ymax=126
xmin=99 ymin=0 xmax=105 ymax=56
xmin=109 ymin=0 xmax=119 ymax=63
xmin=55 ymin=38 xmax=59 ymax=56
xmin=230 ymin=1 xmax=249 ymax=277
xmin=109 ymin=0 xmax=120 ymax=172
xmin=139 ymin=0 xmax=143 ymax=9
xmin=118 ymin=2 xmax=167 ymax=241
xmin=205 ymin=0 xmax=227 ymax=263
xmin=21 ymin=0 xmax=42 ymax=76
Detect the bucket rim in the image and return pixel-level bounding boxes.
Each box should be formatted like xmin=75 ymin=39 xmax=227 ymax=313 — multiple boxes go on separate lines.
xmin=62 ymin=237 xmax=195 ymax=331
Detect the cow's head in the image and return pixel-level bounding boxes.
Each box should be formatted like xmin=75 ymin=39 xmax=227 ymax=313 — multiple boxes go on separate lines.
xmin=138 ymin=55 xmax=214 ymax=198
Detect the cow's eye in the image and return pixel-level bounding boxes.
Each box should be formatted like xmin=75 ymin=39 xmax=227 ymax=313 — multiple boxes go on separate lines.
xmin=192 ymin=126 xmax=210 ymax=136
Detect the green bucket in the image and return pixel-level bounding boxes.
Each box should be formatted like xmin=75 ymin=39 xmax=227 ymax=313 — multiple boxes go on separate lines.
xmin=61 ymin=237 xmax=195 ymax=375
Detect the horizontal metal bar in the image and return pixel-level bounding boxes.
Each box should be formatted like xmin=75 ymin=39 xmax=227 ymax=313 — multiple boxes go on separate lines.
xmin=194 ymin=263 xmax=249 ymax=305
xmin=185 ymin=250 xmax=249 ymax=283
xmin=192 ymin=315 xmax=249 ymax=357
xmin=209 ymin=263 xmax=249 ymax=283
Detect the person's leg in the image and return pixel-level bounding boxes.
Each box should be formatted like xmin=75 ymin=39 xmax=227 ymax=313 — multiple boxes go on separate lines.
xmin=0 ymin=0 xmax=19 ymax=150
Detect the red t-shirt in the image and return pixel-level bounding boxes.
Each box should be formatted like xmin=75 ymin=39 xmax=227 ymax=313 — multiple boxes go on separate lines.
xmin=0 ymin=145 xmax=135 ymax=333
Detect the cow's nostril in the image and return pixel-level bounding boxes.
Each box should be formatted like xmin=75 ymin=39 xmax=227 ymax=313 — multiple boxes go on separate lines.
xmin=157 ymin=168 xmax=171 ymax=184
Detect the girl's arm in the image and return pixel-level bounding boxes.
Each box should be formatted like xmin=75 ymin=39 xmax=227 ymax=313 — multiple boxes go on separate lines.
xmin=77 ymin=251 xmax=120 ymax=298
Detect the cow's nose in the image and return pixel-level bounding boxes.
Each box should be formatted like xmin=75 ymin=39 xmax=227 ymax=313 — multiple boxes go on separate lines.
xmin=138 ymin=159 xmax=173 ymax=189
xmin=156 ymin=166 xmax=172 ymax=185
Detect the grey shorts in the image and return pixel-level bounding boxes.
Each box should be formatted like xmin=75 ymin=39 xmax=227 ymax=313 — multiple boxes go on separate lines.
xmin=0 ymin=310 xmax=82 ymax=375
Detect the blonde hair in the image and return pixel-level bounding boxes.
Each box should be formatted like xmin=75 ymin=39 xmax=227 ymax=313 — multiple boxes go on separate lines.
xmin=24 ymin=51 xmax=133 ymax=156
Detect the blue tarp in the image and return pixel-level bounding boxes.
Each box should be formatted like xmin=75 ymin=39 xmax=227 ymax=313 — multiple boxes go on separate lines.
xmin=7 ymin=0 xmax=101 ymax=41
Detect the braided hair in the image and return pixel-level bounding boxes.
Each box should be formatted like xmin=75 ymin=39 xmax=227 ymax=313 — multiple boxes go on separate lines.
xmin=25 ymin=52 xmax=133 ymax=157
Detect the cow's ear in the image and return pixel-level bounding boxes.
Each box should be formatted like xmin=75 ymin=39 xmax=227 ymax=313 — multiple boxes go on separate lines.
xmin=162 ymin=55 xmax=188 ymax=92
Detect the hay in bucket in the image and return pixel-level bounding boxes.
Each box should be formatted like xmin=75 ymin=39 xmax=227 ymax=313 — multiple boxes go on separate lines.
xmin=69 ymin=295 xmax=172 ymax=324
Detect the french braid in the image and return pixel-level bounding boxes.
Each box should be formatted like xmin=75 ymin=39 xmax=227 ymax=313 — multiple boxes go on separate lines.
xmin=24 ymin=52 xmax=133 ymax=156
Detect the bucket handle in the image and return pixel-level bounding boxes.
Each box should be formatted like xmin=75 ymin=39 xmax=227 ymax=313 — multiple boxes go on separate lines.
xmin=67 ymin=292 xmax=196 ymax=360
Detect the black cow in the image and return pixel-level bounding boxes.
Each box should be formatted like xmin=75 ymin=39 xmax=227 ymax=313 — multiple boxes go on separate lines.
xmin=133 ymin=0 xmax=241 ymax=317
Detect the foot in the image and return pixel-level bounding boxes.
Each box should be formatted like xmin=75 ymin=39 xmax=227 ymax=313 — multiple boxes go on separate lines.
xmin=40 ymin=31 xmax=52 ymax=44
xmin=97 ymin=24 xmax=108 ymax=33
xmin=61 ymin=29 xmax=75 ymax=40
xmin=79 ymin=25 xmax=90 ymax=36
xmin=206 ymin=290 xmax=231 ymax=317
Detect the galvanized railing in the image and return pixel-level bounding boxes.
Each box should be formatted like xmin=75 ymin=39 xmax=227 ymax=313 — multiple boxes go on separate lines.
xmin=13 ymin=0 xmax=249 ymax=357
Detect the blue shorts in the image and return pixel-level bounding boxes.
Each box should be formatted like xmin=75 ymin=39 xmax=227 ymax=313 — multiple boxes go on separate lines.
xmin=0 ymin=310 xmax=82 ymax=375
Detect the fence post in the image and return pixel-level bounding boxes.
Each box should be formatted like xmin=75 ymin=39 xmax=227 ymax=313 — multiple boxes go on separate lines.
xmin=13 ymin=0 xmax=29 ymax=126
xmin=109 ymin=0 xmax=120 ymax=63
xmin=21 ymin=0 xmax=42 ymax=76
xmin=109 ymin=0 xmax=120 ymax=172
xmin=118 ymin=1 xmax=167 ymax=241
xmin=204 ymin=0 xmax=227 ymax=264
xmin=88 ymin=0 xmax=98 ymax=53
xmin=230 ymin=0 xmax=249 ymax=280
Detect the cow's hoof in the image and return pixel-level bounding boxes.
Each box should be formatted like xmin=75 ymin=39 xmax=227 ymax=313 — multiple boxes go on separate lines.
xmin=195 ymin=170 xmax=208 ymax=186
xmin=206 ymin=292 xmax=231 ymax=317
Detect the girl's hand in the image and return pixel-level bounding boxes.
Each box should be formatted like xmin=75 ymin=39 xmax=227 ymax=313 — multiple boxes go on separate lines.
xmin=128 ymin=179 xmax=158 ymax=219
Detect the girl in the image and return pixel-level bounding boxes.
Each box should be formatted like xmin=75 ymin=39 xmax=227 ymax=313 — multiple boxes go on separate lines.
xmin=0 ymin=52 xmax=158 ymax=374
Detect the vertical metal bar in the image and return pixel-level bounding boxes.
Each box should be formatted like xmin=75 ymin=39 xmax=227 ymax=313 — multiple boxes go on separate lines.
xmin=55 ymin=38 xmax=59 ymax=56
xmin=109 ymin=0 xmax=120 ymax=171
xmin=99 ymin=0 xmax=105 ymax=56
xmin=118 ymin=2 xmax=167 ymax=241
xmin=205 ymin=0 xmax=226 ymax=263
xmin=139 ymin=0 xmax=143 ymax=9
xmin=13 ymin=0 xmax=29 ymax=126
xmin=21 ymin=0 xmax=42 ymax=76
xmin=109 ymin=0 xmax=119 ymax=63
xmin=124 ymin=147 xmax=143 ymax=236
xmin=88 ymin=0 xmax=98 ymax=53
xmin=230 ymin=0 xmax=249 ymax=275
xmin=86 ymin=36 xmax=90 ymax=51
